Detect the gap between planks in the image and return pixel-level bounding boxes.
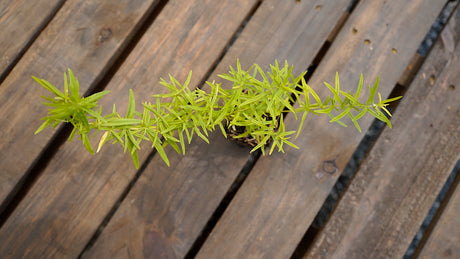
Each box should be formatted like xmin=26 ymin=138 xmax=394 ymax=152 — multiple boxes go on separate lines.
xmin=293 ymin=1 xmax=460 ymax=257
xmin=410 ymin=160 xmax=460 ymax=258
xmin=310 ymin=3 xmax=459 ymax=257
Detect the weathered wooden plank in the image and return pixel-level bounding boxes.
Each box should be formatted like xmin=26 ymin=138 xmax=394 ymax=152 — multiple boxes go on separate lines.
xmin=81 ymin=0 xmax=352 ymax=258
xmin=307 ymin=7 xmax=460 ymax=259
xmin=0 ymin=0 xmax=64 ymax=80
xmin=197 ymin=0 xmax=448 ymax=258
xmin=419 ymin=178 xmax=460 ymax=258
xmin=0 ymin=0 xmax=162 ymax=210
xmin=0 ymin=0 xmax=259 ymax=258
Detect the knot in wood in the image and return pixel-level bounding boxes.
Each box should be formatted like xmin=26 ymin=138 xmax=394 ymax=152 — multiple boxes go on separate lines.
xmin=321 ymin=159 xmax=338 ymax=175
xmin=98 ymin=27 xmax=112 ymax=44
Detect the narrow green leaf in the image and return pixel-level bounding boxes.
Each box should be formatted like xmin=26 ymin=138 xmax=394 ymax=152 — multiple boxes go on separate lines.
xmin=82 ymin=107 xmax=105 ymax=122
xmin=131 ymin=149 xmax=140 ymax=169
xmin=110 ymin=130 xmax=124 ymax=145
xmin=35 ymin=120 xmax=52 ymax=134
xmin=102 ymin=118 xmax=141 ymax=127
xmin=33 ymin=76 xmax=65 ymax=99
xmin=126 ymin=89 xmax=136 ymax=118
xmin=183 ymin=70 xmax=192 ymax=89
xmin=81 ymin=133 xmax=94 ymax=154
xmin=154 ymin=140 xmax=170 ymax=166
xmin=324 ymin=82 xmax=342 ymax=106
xmin=218 ymin=123 xmax=227 ymax=138
xmin=379 ymin=104 xmax=392 ymax=117
xmin=327 ymin=113 xmax=347 ymax=127
xmin=250 ymin=135 xmax=270 ymax=154
xmin=163 ymin=134 xmax=180 ymax=143
xmin=355 ymin=74 xmax=364 ymax=98
xmin=269 ymin=138 xmax=279 ymax=155
xmin=367 ymin=76 xmax=380 ymax=104
xmin=194 ymin=126 xmax=209 ymax=143
xmin=127 ymin=130 xmax=141 ymax=150
xmin=84 ymin=90 xmax=110 ymax=103
xmin=350 ymin=115 xmax=362 ymax=132
xmin=305 ymin=82 xmax=321 ymax=105
xmin=168 ymin=140 xmax=181 ymax=154
xmin=142 ymin=105 xmax=151 ymax=125
xmin=68 ymin=69 xmax=80 ymax=101
xmin=330 ymin=107 xmax=352 ymax=122
xmin=69 ymin=127 xmax=77 ymax=142
xmin=340 ymin=91 xmax=359 ymax=105
xmin=282 ymin=138 xmax=299 ymax=150
xmin=381 ymin=95 xmax=402 ymax=104
xmin=296 ymin=111 xmax=309 ymax=138
xmin=368 ymin=108 xmax=391 ymax=126
xmin=178 ymin=130 xmax=186 ymax=154
xmin=64 ymin=72 xmax=69 ymax=97
xmin=335 ymin=72 xmax=340 ymax=92
xmin=353 ymin=107 xmax=368 ymax=121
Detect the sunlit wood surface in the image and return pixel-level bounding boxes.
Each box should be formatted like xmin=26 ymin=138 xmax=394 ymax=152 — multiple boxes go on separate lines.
xmin=0 ymin=0 xmax=459 ymax=258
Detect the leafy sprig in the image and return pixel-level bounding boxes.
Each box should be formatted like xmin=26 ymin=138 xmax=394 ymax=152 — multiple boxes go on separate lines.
xmin=33 ymin=70 xmax=109 ymax=154
xmin=34 ymin=60 xmax=401 ymax=168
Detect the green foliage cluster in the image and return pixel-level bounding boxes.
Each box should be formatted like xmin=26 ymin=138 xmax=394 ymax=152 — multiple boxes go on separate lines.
xmin=34 ymin=60 xmax=401 ymax=168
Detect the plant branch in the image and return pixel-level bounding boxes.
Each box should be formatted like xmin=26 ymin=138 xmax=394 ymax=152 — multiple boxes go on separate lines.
xmin=34 ymin=61 xmax=401 ymax=168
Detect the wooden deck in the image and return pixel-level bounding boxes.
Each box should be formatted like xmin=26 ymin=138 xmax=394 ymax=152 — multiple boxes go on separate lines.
xmin=1 ymin=0 xmax=459 ymax=258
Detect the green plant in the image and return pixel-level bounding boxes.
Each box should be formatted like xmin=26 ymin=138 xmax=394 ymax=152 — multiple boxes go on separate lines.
xmin=34 ymin=60 xmax=401 ymax=168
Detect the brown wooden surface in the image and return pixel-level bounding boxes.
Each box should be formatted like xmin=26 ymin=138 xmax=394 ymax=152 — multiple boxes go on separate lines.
xmin=419 ymin=177 xmax=460 ymax=258
xmin=196 ymin=0 xmax=448 ymax=258
xmin=0 ymin=0 xmax=161 ymax=211
xmin=0 ymin=0 xmax=258 ymax=258
xmin=1 ymin=0 xmax=459 ymax=258
xmin=0 ymin=0 xmax=64 ymax=80
xmin=81 ymin=0 xmax=352 ymax=258
xmin=306 ymin=7 xmax=460 ymax=259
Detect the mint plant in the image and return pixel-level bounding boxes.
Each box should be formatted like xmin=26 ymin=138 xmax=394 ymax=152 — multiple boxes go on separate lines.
xmin=34 ymin=60 xmax=401 ymax=168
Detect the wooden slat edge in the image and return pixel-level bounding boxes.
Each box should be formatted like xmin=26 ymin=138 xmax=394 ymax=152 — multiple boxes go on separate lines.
xmin=197 ymin=0 xmax=448 ymax=258
xmin=307 ymin=6 xmax=460 ymax=259
xmin=418 ymin=167 xmax=460 ymax=258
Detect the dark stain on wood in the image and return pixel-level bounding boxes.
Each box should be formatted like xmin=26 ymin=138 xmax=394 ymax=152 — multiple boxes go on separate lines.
xmin=143 ymin=227 xmax=176 ymax=259
xmin=98 ymin=27 xmax=112 ymax=44
xmin=322 ymin=158 xmax=338 ymax=175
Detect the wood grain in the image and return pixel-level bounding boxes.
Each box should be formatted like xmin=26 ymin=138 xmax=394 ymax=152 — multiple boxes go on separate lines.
xmin=0 ymin=0 xmax=64 ymax=80
xmin=0 ymin=0 xmax=258 ymax=258
xmin=81 ymin=0 xmax=352 ymax=258
xmin=0 ymin=0 xmax=161 ymax=210
xmin=419 ymin=178 xmax=460 ymax=258
xmin=196 ymin=0 xmax=448 ymax=258
xmin=307 ymin=7 xmax=460 ymax=259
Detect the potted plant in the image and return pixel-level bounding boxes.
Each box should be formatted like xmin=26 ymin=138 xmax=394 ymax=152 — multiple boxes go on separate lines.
xmin=33 ymin=60 xmax=400 ymax=168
